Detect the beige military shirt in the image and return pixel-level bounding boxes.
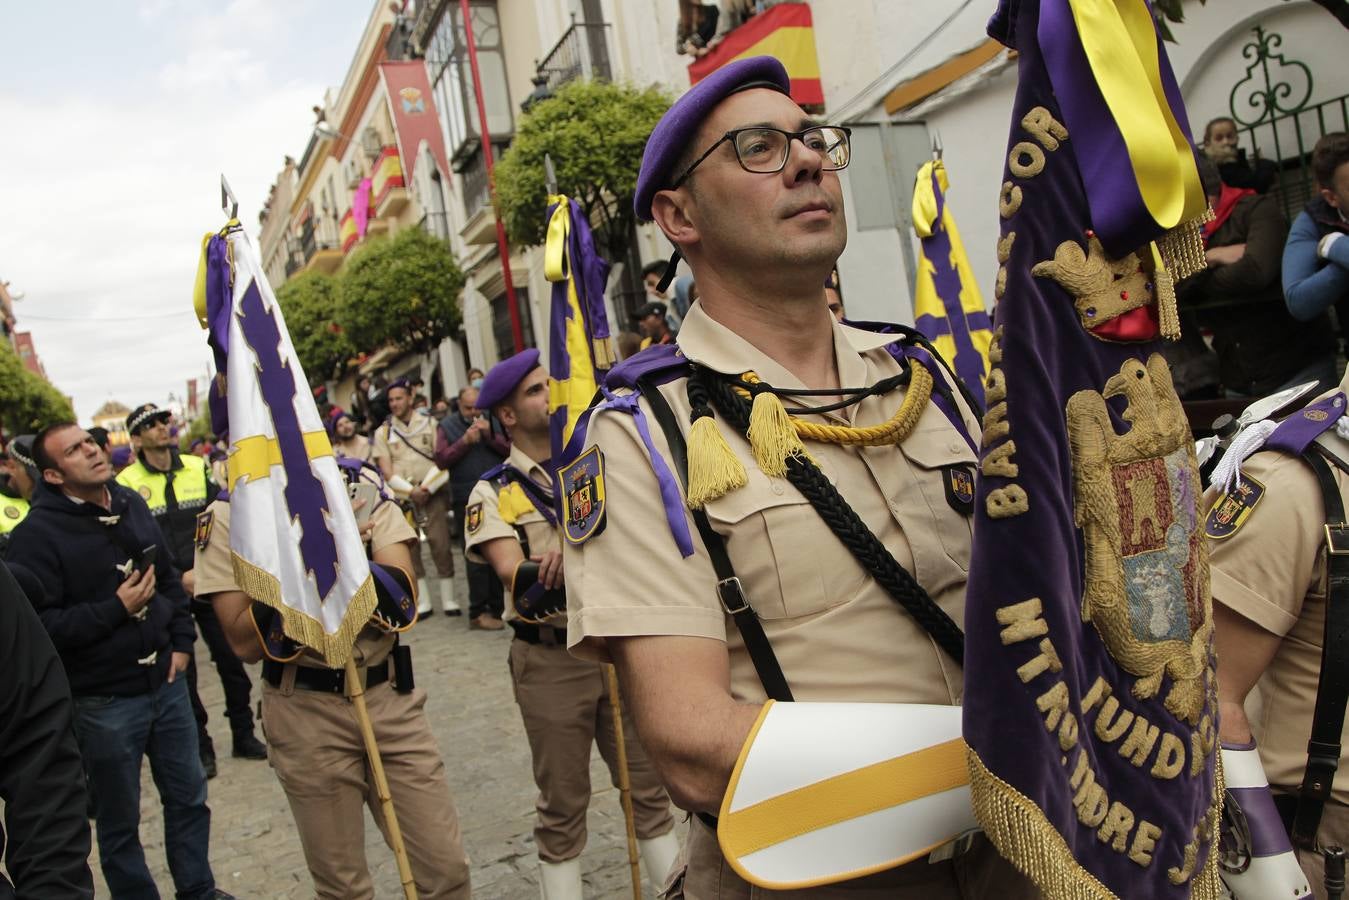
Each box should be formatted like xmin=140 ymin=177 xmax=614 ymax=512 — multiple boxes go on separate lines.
xmin=463 ymin=444 xmax=562 ymax=625
xmin=334 ymin=433 xmax=372 ymax=462
xmin=372 ymin=414 xmax=439 ymax=484
xmin=562 ymin=302 xmax=981 ymax=705
xmin=1206 ymin=441 xmax=1349 ymax=803
xmin=193 ymin=493 xmax=417 ymax=668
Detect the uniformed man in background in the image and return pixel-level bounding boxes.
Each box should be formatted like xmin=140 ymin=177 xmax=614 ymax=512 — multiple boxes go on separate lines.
xmin=560 ymin=57 xmax=1036 ymax=897
xmin=0 ymin=435 xmax=36 ymax=547
xmin=465 ymin=350 xmax=678 ymax=900
xmin=196 ymin=462 xmax=471 ymax=900
xmin=117 ymin=402 xmax=266 ymax=775
xmin=374 ymin=379 xmax=461 ymax=619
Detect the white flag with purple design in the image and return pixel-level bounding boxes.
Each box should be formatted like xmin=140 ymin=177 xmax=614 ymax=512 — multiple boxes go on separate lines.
xmin=195 ymin=222 xmax=376 ymax=666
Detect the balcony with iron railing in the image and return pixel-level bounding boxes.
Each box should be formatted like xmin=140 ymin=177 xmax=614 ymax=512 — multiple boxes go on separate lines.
xmin=535 ymin=16 xmax=611 ymax=95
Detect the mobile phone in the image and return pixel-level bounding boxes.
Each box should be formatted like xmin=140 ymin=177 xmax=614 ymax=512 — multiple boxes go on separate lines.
xmin=135 ymin=544 xmax=157 ymax=576
xmin=348 ymin=481 xmax=380 ymax=528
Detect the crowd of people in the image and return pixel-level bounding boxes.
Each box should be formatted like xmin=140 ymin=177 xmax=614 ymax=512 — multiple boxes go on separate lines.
xmin=3 ymin=46 xmax=1349 ymax=900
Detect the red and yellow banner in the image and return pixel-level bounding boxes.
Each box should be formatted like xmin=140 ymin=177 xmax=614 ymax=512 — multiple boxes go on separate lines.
xmin=339 ymin=209 xmax=358 ymax=254
xmin=688 ymin=3 xmax=823 ymax=107
xmin=379 ymin=61 xmax=451 ymax=187
xmin=371 ymin=147 xmax=405 ymax=209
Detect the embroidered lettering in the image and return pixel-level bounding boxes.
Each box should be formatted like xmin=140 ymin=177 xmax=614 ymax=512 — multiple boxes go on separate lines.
xmin=1008 ymin=141 xmax=1046 ymax=179
xmin=1021 ymin=106 xmax=1069 ymax=151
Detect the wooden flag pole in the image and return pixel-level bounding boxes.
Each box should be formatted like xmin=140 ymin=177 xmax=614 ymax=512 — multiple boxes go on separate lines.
xmin=606 ymin=664 xmax=643 ymax=900
xmin=346 ymin=657 xmax=419 ymax=900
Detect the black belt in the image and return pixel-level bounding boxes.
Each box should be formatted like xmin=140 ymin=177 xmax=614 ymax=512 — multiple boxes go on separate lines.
xmin=261 ymin=658 xmax=390 ymax=693
xmin=509 ymin=620 xmax=567 ymax=646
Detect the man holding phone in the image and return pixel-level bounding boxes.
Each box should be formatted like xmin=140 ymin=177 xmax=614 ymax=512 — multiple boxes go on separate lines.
xmin=4 ymin=422 xmax=229 ymax=899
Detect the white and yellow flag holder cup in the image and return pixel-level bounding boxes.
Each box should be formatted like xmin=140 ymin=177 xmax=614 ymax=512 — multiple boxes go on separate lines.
xmin=717 ymin=702 xmax=977 ymax=889
xmin=205 ymin=225 xmax=378 ymax=667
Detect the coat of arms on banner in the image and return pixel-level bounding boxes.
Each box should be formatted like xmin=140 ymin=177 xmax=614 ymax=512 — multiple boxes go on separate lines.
xmin=559 ymin=445 xmax=605 ymax=545
xmin=1066 ymin=355 xmax=1211 ymax=724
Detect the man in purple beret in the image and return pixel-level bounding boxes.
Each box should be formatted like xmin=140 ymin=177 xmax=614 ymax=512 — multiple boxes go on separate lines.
xmin=559 ymin=56 xmax=1034 ymax=897
xmin=464 ymin=350 xmax=678 ymax=898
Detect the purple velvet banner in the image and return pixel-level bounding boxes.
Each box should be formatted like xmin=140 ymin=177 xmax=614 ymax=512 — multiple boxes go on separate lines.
xmin=965 ymin=0 xmax=1219 ymax=895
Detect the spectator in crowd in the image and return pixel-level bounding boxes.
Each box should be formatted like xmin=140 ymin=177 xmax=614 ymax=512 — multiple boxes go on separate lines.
xmin=411 ymin=378 xmax=430 ymax=414
xmin=6 ymin=423 xmax=227 ymax=900
xmin=432 ymin=397 xmax=451 ymax=419
xmin=0 ymin=561 xmax=94 ymax=899
xmin=1177 ymin=156 xmax=1337 ymax=396
xmin=350 ymin=374 xmax=375 ymax=432
xmin=1284 ymin=132 xmax=1349 ymax=335
xmin=468 ymin=367 xmax=485 ymax=388
xmin=87 ymin=427 xmax=112 ymax=465
xmin=1202 ymin=116 xmax=1278 ymax=194
xmin=435 ymin=385 xmax=509 ymax=631
xmin=615 ymin=331 xmax=643 ymax=360
xmin=368 ymin=375 xmax=391 ymax=426
xmin=0 ymin=436 xmax=36 ymax=549
xmin=641 ymin=260 xmax=695 ymax=325
xmin=825 ymin=267 xmax=845 ymax=322
xmin=330 ymin=411 xmax=372 ymax=462
xmin=634 ymin=301 xmax=675 ymax=350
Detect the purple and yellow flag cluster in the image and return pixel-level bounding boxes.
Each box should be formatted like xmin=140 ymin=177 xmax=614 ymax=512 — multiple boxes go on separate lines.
xmin=193 ymin=222 xmax=376 ymax=667
xmin=912 ymin=159 xmax=992 ymax=408
xmin=545 ymin=195 xmax=616 ymax=463
xmin=962 ymin=0 xmax=1218 ymax=897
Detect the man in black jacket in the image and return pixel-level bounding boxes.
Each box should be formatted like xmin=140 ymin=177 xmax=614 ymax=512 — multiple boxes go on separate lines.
xmin=5 ymin=423 xmax=231 ymax=900
xmin=0 ymin=561 xmax=94 ymax=900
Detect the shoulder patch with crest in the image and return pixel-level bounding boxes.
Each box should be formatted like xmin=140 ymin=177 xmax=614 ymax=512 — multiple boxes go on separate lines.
xmin=465 ymin=502 xmax=484 ymax=535
xmin=194 ymin=510 xmax=214 ymax=550
xmin=4 ymin=505 xmax=20 ymax=520
xmin=138 ymin=485 xmax=152 ymax=500
xmin=560 ymin=444 xmax=606 ymax=545
xmin=943 ymin=465 xmax=975 ymax=516
xmin=1205 ymin=474 xmax=1265 ymax=539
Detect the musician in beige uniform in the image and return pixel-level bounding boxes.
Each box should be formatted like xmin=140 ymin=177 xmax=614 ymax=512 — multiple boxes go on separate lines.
xmin=463 ymin=350 xmax=677 ymax=900
xmin=1209 ymin=377 xmax=1349 ymax=899
xmin=195 ymin=469 xmax=471 ymax=900
xmin=559 ymin=57 xmax=1036 ymax=898
xmin=373 ymin=378 xmax=461 ymax=617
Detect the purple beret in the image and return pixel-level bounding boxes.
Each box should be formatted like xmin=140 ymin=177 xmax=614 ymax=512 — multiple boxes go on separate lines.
xmin=477 ymin=349 xmax=542 ymax=410
xmin=634 ymin=56 xmax=791 ymax=222
xmin=110 ymin=445 xmax=133 ymax=468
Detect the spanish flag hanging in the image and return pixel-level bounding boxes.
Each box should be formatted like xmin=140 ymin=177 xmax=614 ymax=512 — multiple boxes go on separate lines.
xmin=687 ymin=3 xmax=823 ymax=108
xmin=912 ymin=159 xmax=992 ymax=408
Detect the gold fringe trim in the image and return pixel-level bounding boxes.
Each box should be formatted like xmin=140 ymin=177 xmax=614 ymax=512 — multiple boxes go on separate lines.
xmin=230 ymin=551 xmax=379 ymax=668
xmin=1156 ymin=210 xmax=1214 ymax=283
xmin=592 ymin=336 xmax=616 ymax=370
xmin=967 ymin=747 xmax=1222 ymax=900
xmin=747 ymin=390 xmax=808 ymax=478
xmin=686 ymin=415 xmax=749 ymax=508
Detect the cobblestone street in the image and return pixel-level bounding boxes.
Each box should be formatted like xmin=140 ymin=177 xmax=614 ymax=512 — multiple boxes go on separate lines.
xmin=88 ymin=549 xmax=684 ymax=899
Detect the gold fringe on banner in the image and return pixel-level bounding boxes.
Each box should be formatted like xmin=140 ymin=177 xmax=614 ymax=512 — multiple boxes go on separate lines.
xmin=230 ymin=552 xmax=379 ymax=668
xmin=966 ymin=747 xmax=1222 ymax=900
xmin=1155 ymin=210 xmax=1214 ymax=283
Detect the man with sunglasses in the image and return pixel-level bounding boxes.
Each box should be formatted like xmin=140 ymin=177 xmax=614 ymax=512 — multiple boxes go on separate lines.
xmin=559 ymin=57 xmax=1036 ymax=897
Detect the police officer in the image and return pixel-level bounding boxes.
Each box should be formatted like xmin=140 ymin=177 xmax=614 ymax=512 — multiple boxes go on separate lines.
xmin=0 ymin=436 xmax=36 ymax=546
xmin=559 ymin=58 xmax=1036 ymax=897
xmin=373 ymin=379 xmax=462 ymax=618
xmin=464 ymin=350 xmax=677 ymax=899
xmin=196 ymin=463 xmax=471 ymax=900
xmin=1209 ymin=375 xmax=1349 ymax=899
xmin=116 ymin=403 xmax=266 ymax=774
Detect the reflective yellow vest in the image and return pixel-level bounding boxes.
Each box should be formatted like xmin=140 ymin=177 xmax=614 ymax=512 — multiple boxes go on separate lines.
xmin=117 ymin=452 xmax=212 ymax=515
xmin=0 ymin=494 xmax=28 ymax=534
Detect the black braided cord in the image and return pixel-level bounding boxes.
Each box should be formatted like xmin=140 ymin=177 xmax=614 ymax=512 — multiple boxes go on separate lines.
xmin=696 ymin=367 xmax=966 ymax=666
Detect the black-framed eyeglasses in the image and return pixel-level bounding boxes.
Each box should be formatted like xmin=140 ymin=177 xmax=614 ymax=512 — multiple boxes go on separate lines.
xmin=671 ymin=125 xmax=852 ymax=188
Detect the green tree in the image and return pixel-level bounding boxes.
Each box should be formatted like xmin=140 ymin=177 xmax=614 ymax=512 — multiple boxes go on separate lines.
xmin=1154 ymin=1 xmax=1347 ymax=39
xmin=0 ymin=342 xmax=74 ymax=434
xmin=276 ymin=270 xmax=352 ymax=382
xmin=495 ymin=79 xmax=672 ymax=261
xmin=338 ymin=227 xmax=465 ymax=356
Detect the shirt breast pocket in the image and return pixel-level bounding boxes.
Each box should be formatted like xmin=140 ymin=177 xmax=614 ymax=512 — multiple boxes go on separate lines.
xmin=702 ymin=474 xmax=863 ymax=622
xmin=895 ymin=427 xmax=976 ymax=592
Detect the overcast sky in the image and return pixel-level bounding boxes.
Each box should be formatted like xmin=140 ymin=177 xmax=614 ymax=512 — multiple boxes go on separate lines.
xmin=0 ymin=0 xmax=372 ymax=423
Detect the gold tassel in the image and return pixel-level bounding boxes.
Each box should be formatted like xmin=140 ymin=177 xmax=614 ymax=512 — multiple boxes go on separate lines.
xmin=1148 ymin=242 xmax=1181 ymax=342
xmin=497 ymin=482 xmax=530 ymax=525
xmin=685 ymin=415 xmax=748 ymax=508
xmin=747 ymin=390 xmax=807 ymax=478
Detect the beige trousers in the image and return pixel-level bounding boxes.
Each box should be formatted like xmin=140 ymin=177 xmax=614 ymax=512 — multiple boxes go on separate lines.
xmin=508 ymin=637 xmax=676 ymax=862
xmin=261 ymin=677 xmax=470 ymax=899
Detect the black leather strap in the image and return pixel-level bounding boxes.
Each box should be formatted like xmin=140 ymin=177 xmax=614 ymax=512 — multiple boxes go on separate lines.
xmin=508 ymin=620 xmax=568 ymax=646
xmin=638 ymin=375 xmax=794 ymax=702
xmin=261 ymin=657 xmax=391 ymax=694
xmin=1293 ymin=446 xmax=1349 ymax=849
